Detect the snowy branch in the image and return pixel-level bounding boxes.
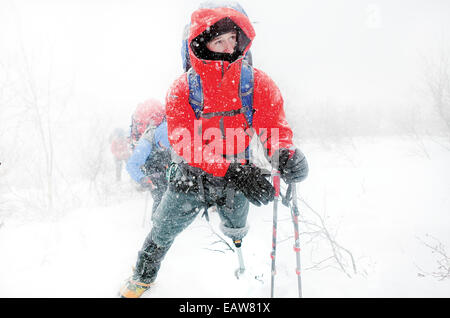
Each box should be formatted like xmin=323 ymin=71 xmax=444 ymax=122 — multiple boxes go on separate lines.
xmin=203 ymin=212 xmax=235 ymax=253
xmin=416 ymin=234 xmax=450 ymax=281
xmin=295 ymin=193 xmax=358 ymax=278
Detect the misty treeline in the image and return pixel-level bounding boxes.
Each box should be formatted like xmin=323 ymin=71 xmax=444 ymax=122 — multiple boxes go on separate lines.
xmin=0 ymin=48 xmax=137 ymax=217
xmin=287 ymin=49 xmax=450 ymax=144
xmin=1 ymin=44 xmax=450 ymax=216
xmin=290 ymin=75 xmax=450 ymax=144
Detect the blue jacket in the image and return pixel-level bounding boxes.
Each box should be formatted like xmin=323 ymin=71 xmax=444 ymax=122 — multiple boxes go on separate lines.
xmin=126 ymin=121 xmax=171 ymax=183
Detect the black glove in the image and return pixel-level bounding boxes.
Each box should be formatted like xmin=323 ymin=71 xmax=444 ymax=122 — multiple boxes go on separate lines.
xmin=225 ymin=163 xmax=275 ymax=207
xmin=272 ymin=148 xmax=308 ymax=184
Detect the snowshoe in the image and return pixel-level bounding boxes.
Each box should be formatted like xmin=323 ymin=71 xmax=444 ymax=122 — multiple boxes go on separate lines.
xmin=119 ymin=278 xmax=151 ymax=298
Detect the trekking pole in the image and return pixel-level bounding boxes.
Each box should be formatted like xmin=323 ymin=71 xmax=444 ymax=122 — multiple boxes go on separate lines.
xmin=234 ymin=239 xmax=246 ymax=279
xmin=290 ymin=183 xmax=303 ymax=297
xmin=141 ymin=190 xmax=150 ymax=228
xmin=270 ymin=170 xmax=280 ymax=298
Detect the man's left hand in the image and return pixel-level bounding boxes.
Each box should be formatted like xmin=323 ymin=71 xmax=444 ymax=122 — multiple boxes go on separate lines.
xmin=272 ymin=148 xmax=309 ymax=184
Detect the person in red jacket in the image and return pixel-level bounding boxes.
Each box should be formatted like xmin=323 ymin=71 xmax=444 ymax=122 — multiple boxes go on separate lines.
xmin=129 ymin=98 xmax=166 ymax=150
xmin=109 ymin=128 xmax=131 ymax=182
xmin=119 ymin=2 xmax=308 ymax=298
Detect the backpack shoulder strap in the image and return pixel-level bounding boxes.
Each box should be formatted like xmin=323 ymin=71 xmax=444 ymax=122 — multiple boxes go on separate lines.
xmin=239 ymin=60 xmax=254 ymax=127
xmin=187 ymin=61 xmax=254 ymax=125
xmin=187 ymin=67 xmax=203 ymax=119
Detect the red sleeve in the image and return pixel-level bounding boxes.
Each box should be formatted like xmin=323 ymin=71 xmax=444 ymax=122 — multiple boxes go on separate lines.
xmin=252 ymin=69 xmax=295 ymax=158
xmin=165 ymin=74 xmax=231 ymax=177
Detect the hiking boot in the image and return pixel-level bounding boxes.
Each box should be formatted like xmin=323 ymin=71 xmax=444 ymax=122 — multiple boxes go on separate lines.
xmin=119 ymin=278 xmax=151 ymax=298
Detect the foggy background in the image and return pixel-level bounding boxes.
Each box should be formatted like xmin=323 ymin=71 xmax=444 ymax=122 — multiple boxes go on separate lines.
xmin=1 ymin=0 xmax=450 ymax=297
xmin=1 ymin=0 xmax=449 ymax=233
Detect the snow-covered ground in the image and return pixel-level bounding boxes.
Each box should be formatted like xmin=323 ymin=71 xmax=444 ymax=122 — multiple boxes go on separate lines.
xmin=1 ymin=0 xmax=450 ymax=299
xmin=1 ymin=136 xmax=449 ymax=298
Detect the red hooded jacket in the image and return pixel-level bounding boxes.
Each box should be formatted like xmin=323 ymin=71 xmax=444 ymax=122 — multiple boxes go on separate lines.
xmin=166 ymin=6 xmax=294 ymax=177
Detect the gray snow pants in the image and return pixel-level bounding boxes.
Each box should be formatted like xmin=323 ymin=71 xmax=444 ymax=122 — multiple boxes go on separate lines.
xmin=132 ymin=187 xmax=250 ymax=284
xmin=148 ymin=173 xmax=168 ymax=217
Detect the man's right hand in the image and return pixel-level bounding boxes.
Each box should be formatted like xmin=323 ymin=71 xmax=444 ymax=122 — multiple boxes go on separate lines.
xmin=225 ymin=163 xmax=275 ymax=207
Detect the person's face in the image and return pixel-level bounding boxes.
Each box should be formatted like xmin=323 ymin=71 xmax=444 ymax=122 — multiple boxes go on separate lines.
xmin=206 ymin=31 xmax=237 ymax=54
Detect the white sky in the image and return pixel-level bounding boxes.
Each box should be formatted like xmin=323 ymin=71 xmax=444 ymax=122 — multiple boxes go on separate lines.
xmin=1 ymin=0 xmax=449 ymax=127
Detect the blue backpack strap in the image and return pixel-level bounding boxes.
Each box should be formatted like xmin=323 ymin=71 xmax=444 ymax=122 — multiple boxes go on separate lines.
xmin=187 ymin=61 xmax=254 ymax=125
xmin=187 ymin=67 xmax=204 ymax=119
xmin=240 ymin=60 xmax=254 ymax=161
xmin=239 ymin=60 xmax=254 ymax=127
xmin=187 ymin=61 xmax=254 ymax=160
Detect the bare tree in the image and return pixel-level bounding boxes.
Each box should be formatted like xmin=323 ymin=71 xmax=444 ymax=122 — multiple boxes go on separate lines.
xmin=0 ymin=60 xmax=18 ymax=219
xmin=396 ymin=101 xmax=431 ymax=159
xmin=423 ymin=45 xmax=450 ymax=136
xmin=416 ymin=234 xmax=450 ymax=281
xmin=19 ymin=49 xmax=55 ymax=212
xmin=203 ymin=187 xmax=358 ymax=279
xmin=0 ymin=41 xmax=74 ymax=214
xmin=289 ymin=191 xmax=357 ymax=278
